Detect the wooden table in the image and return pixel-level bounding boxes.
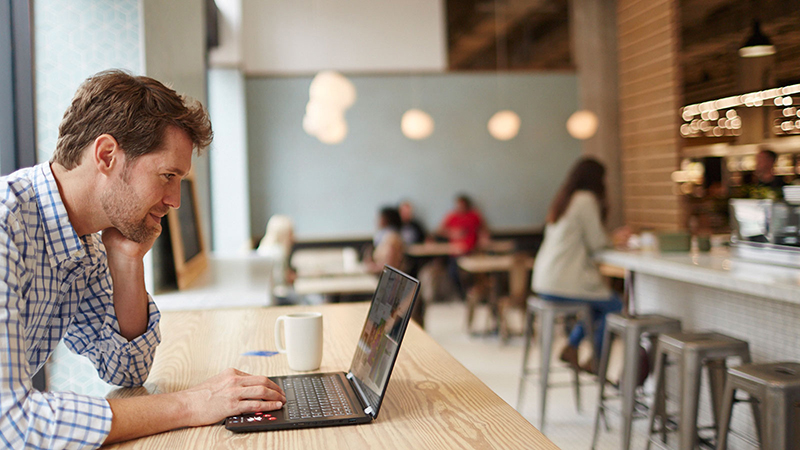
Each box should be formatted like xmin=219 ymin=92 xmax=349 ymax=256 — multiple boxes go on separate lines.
xmin=457 ymin=254 xmax=535 ymax=342
xmin=293 ymin=274 xmax=379 ymax=297
xmin=406 ymin=240 xmax=515 ymax=257
xmin=103 ymin=303 xmax=557 ymax=449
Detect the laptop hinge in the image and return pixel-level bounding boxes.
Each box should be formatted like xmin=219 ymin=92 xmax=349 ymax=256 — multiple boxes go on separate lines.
xmin=346 ymin=372 xmax=375 ymax=418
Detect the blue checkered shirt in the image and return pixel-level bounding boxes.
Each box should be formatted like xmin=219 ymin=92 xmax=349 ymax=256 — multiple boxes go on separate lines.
xmin=0 ymin=163 xmax=162 ymax=448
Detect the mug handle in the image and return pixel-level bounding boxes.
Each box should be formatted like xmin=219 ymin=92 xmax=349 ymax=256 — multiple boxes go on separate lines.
xmin=274 ymin=315 xmax=287 ymax=353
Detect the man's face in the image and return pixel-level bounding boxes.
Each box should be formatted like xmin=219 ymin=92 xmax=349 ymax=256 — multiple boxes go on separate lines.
xmin=101 ymin=126 xmax=193 ymax=243
xmin=755 ymin=152 xmax=773 ymax=181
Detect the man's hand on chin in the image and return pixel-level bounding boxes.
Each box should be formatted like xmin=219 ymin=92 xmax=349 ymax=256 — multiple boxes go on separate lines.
xmin=101 ymin=227 xmax=159 ymax=262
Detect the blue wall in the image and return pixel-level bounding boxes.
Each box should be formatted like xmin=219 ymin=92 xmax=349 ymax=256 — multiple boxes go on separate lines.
xmin=247 ymin=72 xmax=582 ymax=237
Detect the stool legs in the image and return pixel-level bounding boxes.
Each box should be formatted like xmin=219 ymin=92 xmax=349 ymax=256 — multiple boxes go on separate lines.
xmin=716 ymin=379 xmax=736 ymax=450
xmin=620 ymin=327 xmax=643 ymax=450
xmin=517 ymin=308 xmax=536 ymax=410
xmin=590 ymin=324 xmax=613 ymax=450
xmin=538 ymin=307 xmax=556 ymax=432
xmin=678 ymin=353 xmax=704 ymax=450
xmin=647 ymin=346 xmax=668 ymax=450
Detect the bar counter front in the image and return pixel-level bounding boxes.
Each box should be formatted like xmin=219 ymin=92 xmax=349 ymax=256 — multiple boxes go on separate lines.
xmin=597 ymin=248 xmax=800 ymax=446
xmin=102 ymin=302 xmax=556 ymax=449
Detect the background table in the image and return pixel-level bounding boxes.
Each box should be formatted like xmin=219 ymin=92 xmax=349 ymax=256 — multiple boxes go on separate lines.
xmin=103 ymin=302 xmax=557 ymax=449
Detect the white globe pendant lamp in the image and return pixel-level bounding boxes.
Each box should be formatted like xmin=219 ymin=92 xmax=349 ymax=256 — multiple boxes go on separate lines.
xmin=566 ymin=110 xmax=599 ymax=140
xmin=401 ymin=109 xmax=435 ymax=140
xmin=487 ymin=110 xmax=521 ymax=141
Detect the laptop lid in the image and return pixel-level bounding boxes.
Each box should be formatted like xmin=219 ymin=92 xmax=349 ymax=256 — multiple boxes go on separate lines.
xmin=347 ymin=265 xmax=419 ymax=419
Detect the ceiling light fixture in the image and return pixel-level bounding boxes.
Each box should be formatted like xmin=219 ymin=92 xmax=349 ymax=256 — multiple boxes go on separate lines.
xmin=739 ymin=20 xmax=776 ymax=58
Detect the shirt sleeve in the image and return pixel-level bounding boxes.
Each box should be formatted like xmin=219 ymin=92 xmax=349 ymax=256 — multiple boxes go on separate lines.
xmin=63 ymin=257 xmax=161 ymax=388
xmin=0 ymin=223 xmax=113 ymax=448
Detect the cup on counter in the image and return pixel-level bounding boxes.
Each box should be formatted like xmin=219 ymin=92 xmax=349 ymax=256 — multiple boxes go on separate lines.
xmin=274 ymin=312 xmax=323 ymax=371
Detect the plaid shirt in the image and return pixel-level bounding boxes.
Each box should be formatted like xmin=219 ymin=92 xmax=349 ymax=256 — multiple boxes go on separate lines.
xmin=0 ymin=163 xmax=162 ymax=449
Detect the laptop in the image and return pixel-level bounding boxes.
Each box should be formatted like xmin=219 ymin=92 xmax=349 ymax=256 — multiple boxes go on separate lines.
xmin=225 ymin=265 xmax=420 ymax=432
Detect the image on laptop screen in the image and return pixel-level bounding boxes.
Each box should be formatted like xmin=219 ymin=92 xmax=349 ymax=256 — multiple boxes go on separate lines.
xmin=349 ymin=267 xmax=418 ymax=413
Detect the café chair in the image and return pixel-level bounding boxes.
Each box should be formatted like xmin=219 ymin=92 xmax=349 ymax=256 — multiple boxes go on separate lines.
xmin=717 ymin=362 xmax=800 ymax=450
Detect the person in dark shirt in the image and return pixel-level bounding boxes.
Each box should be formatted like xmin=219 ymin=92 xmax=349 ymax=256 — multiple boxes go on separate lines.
xmin=398 ymin=200 xmax=427 ymax=245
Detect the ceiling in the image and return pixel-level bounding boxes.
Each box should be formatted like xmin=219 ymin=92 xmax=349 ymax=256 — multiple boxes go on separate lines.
xmin=446 ymin=0 xmax=800 ymax=107
xmin=446 ymin=0 xmax=572 ymax=71
xmin=679 ymin=0 xmax=800 ymax=104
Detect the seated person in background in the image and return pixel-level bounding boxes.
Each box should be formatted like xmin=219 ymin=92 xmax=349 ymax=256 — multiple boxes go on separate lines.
xmin=365 ymin=207 xmax=405 ymax=272
xmin=532 ymin=157 xmax=628 ymax=374
xmin=436 ymin=194 xmax=488 ymax=255
xmin=436 ymin=194 xmax=489 ymax=299
xmin=398 ymin=200 xmax=427 ymax=245
xmin=257 ymin=215 xmax=297 ymax=302
xmin=0 ymin=70 xmax=284 ymax=448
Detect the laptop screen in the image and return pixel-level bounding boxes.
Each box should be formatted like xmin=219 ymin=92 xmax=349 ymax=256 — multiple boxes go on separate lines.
xmin=348 ymin=266 xmax=419 ymax=417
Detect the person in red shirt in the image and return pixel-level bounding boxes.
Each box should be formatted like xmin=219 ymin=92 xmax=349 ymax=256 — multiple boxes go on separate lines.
xmin=436 ymin=194 xmax=489 ymax=298
xmin=437 ymin=194 xmax=488 ymax=255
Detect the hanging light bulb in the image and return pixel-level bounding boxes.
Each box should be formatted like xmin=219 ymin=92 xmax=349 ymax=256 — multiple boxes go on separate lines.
xmin=401 ymin=109 xmax=434 ymax=140
xmin=303 ymin=70 xmax=356 ymax=144
xmin=487 ymin=110 xmax=521 ymax=141
xmin=308 ymin=70 xmax=356 ymax=109
xmin=316 ymin=117 xmax=348 ymax=145
xmin=566 ymin=110 xmax=599 ymax=140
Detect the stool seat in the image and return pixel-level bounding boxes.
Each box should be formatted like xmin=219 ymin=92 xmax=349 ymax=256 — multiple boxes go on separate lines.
xmin=717 ymin=362 xmax=800 ymax=450
xmin=526 ymin=296 xmax=591 ymax=313
xmin=592 ymin=314 xmax=682 ymax=450
xmin=647 ymin=331 xmax=751 ymax=450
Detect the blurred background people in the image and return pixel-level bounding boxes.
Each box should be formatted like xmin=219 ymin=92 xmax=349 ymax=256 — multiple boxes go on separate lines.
xmin=532 ymin=158 xmax=627 ymax=373
xmin=257 ymin=214 xmax=297 ymax=304
xmin=436 ymin=194 xmax=489 ymax=299
xmin=366 ymin=206 xmax=405 ymax=272
xmin=398 ymin=200 xmax=427 ymax=245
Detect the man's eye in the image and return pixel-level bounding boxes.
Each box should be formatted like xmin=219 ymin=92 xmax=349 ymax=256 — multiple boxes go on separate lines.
xmin=163 ymin=174 xmax=175 ymax=180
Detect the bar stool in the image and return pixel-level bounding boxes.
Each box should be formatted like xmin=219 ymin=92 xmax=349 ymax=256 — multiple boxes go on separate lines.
xmin=717 ymin=362 xmax=800 ymax=450
xmin=591 ymin=314 xmax=682 ymax=450
xmin=647 ymin=332 xmax=751 ymax=450
xmin=517 ymin=295 xmax=594 ymax=433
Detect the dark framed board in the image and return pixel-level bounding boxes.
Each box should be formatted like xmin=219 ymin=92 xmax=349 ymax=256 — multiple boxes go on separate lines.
xmin=166 ymin=174 xmax=208 ymax=289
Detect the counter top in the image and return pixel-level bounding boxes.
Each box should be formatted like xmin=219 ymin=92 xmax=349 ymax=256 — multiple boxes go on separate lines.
xmin=596 ymin=249 xmax=800 ymax=305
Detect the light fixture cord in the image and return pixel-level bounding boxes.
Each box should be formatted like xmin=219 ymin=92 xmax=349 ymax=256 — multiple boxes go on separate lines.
xmin=494 ymin=0 xmax=509 ymax=106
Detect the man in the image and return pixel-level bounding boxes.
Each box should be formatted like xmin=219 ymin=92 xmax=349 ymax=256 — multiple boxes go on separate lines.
xmin=0 ymin=70 xmax=285 ymax=448
xmin=753 ymin=149 xmax=785 ymax=192
xmin=398 ymin=200 xmax=426 ymax=246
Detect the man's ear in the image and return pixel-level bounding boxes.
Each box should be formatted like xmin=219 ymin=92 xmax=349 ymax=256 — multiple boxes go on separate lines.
xmin=93 ymin=134 xmax=123 ymax=176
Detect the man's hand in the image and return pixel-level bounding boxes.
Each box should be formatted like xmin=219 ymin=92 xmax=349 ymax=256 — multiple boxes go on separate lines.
xmin=105 ymin=368 xmax=287 ymax=444
xmin=102 ymin=227 xmax=157 ymax=262
xmin=181 ymin=368 xmax=287 ymax=426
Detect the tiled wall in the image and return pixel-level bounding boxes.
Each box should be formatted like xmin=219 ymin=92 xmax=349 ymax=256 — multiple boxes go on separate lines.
xmin=635 ymin=274 xmax=799 ymax=449
xmin=34 ymin=0 xmax=142 ymax=163
xmin=617 ymin=0 xmax=683 ymax=230
xmin=35 ymin=0 xmax=142 ymax=397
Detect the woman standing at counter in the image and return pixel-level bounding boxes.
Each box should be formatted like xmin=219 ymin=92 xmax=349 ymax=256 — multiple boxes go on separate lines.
xmin=533 ymin=157 xmax=624 ymax=372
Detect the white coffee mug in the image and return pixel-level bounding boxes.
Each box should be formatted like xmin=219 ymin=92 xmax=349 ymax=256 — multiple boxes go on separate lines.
xmin=274 ymin=312 xmax=323 ymax=371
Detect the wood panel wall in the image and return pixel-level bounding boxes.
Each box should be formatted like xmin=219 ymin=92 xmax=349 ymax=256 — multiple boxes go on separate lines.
xmin=617 ymin=0 xmax=683 ymax=230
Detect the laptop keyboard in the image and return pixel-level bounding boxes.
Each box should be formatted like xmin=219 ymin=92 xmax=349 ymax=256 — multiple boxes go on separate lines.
xmin=283 ymin=374 xmax=355 ymax=420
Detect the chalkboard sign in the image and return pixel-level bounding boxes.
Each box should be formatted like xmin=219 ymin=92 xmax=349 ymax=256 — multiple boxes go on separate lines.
xmin=167 ymin=175 xmax=208 ymax=289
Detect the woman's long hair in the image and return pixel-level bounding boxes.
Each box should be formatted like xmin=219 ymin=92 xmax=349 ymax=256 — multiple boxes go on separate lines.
xmin=546 ymin=157 xmax=608 ymax=224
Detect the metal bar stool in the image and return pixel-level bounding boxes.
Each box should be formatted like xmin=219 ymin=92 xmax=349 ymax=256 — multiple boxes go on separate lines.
xmin=717 ymin=362 xmax=800 ymax=450
xmin=517 ymin=295 xmax=594 ymax=433
xmin=646 ymin=332 xmax=751 ymax=450
xmin=591 ymin=314 xmax=682 ymax=450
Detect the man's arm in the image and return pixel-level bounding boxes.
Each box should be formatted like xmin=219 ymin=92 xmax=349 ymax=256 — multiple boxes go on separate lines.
xmin=104 ymin=368 xmax=285 ymax=444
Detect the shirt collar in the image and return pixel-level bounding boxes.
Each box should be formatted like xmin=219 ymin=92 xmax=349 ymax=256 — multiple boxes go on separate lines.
xmin=33 ymin=163 xmax=100 ymax=267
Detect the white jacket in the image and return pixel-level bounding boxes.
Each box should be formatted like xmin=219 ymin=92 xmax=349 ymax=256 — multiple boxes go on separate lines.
xmin=532 ymin=191 xmax=611 ymax=300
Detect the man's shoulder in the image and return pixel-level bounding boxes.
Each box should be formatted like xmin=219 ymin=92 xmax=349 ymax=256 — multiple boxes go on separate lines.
xmin=1 ymin=166 xmax=43 ymax=233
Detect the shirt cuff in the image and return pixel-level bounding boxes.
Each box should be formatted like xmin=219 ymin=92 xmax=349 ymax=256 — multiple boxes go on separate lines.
xmin=99 ymin=296 xmax=162 ymax=355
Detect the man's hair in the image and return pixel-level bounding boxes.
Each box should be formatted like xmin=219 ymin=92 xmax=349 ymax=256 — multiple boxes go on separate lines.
xmin=52 ymin=69 xmax=213 ymax=169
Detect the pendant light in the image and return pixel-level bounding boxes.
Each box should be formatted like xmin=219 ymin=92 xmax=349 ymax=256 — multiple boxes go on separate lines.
xmin=739 ymin=20 xmax=776 ymax=58
xmin=487 ymin=0 xmax=520 ymax=141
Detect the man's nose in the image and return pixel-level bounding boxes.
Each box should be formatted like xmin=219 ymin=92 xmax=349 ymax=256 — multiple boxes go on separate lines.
xmin=164 ymin=182 xmax=181 ymax=209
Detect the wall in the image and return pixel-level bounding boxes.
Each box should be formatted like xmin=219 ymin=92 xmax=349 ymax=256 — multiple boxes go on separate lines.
xmin=141 ymin=0 xmax=211 ymax=254
xmin=247 ymin=72 xmax=582 ymax=239
xmin=241 ymin=0 xmax=446 ymax=74
xmin=617 ymin=0 xmax=683 ymax=230
xmin=208 ymin=68 xmax=251 ymax=254
xmin=33 ymin=0 xmax=142 ymax=163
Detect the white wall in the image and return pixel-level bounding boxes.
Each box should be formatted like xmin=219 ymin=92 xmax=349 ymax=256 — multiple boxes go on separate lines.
xmin=241 ymin=0 xmax=446 ymax=74
xmin=208 ymin=68 xmax=251 ymax=255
